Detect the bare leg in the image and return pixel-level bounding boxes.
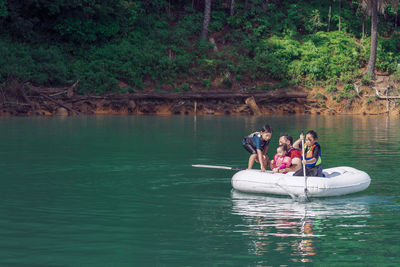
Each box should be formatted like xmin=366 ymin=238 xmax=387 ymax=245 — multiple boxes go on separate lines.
xmin=248 ymin=154 xmax=257 ymax=169
xmin=288 ymin=157 xmax=302 ymax=172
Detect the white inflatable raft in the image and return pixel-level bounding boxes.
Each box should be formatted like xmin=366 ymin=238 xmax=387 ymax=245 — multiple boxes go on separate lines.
xmin=231 ymin=166 xmax=371 ymax=197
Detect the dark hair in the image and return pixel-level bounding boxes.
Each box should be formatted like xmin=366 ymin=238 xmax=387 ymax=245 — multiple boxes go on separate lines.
xmin=260 ymin=124 xmax=273 ymax=133
xmin=278 ymin=144 xmax=289 ymax=155
xmin=306 ymin=130 xmax=318 ymax=139
xmin=279 ymin=133 xmax=293 ymax=145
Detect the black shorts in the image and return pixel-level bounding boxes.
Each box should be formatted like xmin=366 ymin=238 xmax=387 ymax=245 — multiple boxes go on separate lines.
xmin=243 ymin=140 xmax=257 ymax=154
xmin=294 ymin=165 xmax=324 ymax=177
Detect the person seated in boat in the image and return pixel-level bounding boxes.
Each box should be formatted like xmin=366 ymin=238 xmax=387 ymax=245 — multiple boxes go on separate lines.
xmin=242 ymin=124 xmax=273 ymax=172
xmin=293 ymin=130 xmax=323 ymax=177
xmin=271 ymin=144 xmax=292 ymax=173
xmin=276 ymin=133 xmax=302 ymax=173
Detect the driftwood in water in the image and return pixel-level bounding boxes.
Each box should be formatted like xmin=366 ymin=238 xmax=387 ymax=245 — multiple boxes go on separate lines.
xmin=126 ymin=90 xmax=307 ymax=100
xmin=245 ymin=96 xmax=261 ymax=115
xmin=27 ymin=85 xmax=81 ymax=115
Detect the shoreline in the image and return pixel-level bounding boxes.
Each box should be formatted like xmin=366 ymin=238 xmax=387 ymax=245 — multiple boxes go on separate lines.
xmin=1 ymin=79 xmax=399 ymax=117
xmin=1 ymin=96 xmax=398 ymax=117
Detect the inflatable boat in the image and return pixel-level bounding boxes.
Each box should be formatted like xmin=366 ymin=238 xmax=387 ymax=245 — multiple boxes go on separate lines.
xmin=231 ymin=166 xmax=371 ymax=197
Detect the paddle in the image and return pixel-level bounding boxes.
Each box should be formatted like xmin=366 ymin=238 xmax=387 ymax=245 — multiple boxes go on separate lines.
xmin=301 ymin=131 xmax=310 ymax=201
xmin=192 ymin=164 xmax=246 ymax=171
xmin=192 ymin=164 xmax=276 ymax=175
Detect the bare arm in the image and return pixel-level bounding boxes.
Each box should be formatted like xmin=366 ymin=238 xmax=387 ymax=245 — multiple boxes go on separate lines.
xmin=263 ymin=145 xmax=269 ymax=155
xmin=293 ymin=139 xmax=301 ymax=149
xmin=293 ymin=133 xmax=304 ymax=149
xmin=257 ymin=149 xmax=265 ymax=171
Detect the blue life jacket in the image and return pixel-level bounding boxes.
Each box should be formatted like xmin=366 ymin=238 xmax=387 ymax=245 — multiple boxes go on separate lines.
xmin=302 ymin=142 xmax=322 ymax=167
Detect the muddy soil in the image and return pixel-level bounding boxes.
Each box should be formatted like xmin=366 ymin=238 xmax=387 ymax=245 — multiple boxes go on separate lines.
xmin=1 ymin=75 xmax=399 ymax=117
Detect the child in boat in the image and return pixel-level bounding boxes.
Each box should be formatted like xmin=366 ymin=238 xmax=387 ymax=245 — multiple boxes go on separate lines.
xmin=293 ymin=130 xmax=323 ymax=177
xmin=278 ymin=133 xmax=302 ymax=173
xmin=271 ymin=144 xmax=292 ymax=173
xmin=242 ymin=124 xmax=273 ymax=172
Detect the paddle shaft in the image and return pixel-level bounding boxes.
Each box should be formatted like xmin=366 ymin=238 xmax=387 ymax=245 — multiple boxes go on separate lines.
xmin=301 ymin=132 xmax=309 ymax=198
xmin=192 ymin=164 xmax=245 ymax=171
xmin=192 ymin=164 xmax=275 ymax=173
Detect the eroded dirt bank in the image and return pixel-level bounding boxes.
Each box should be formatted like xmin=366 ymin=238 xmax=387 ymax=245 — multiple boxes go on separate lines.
xmin=1 ymin=75 xmax=399 ymax=117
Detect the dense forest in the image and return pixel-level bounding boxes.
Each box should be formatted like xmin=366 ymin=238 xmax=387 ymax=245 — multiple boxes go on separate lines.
xmin=0 ymin=0 xmax=399 ymax=98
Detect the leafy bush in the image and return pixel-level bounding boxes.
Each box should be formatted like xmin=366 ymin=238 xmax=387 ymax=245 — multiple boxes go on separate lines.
xmin=361 ymin=72 xmax=373 ymax=85
xmin=75 ymin=35 xmax=194 ymax=93
xmin=0 ymin=40 xmax=72 ymax=85
xmin=392 ymin=66 xmax=400 ymax=82
xmin=344 ymin=84 xmax=355 ymax=93
xmin=326 ymin=85 xmax=338 ymax=93
xmin=253 ymin=36 xmax=300 ymax=80
xmin=254 ymin=31 xmax=367 ymax=86
xmin=290 ymin=31 xmax=366 ymax=83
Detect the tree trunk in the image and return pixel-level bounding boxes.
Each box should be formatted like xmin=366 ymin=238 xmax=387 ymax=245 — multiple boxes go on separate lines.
xmin=201 ymin=0 xmax=212 ymax=39
xmin=338 ymin=0 xmax=341 ymax=31
xmin=328 ymin=5 xmax=331 ymax=31
xmin=230 ymin=0 xmax=235 ymax=17
xmin=365 ymin=0 xmax=378 ymax=78
xmin=262 ymin=0 xmax=268 ymax=12
xmin=362 ymin=16 xmax=365 ymax=39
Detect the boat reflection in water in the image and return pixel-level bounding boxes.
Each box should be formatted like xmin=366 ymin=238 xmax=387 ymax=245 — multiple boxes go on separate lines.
xmin=231 ymin=191 xmax=371 ymax=263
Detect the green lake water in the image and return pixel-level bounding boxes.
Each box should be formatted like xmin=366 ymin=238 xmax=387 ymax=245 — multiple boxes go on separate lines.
xmin=0 ymin=115 xmax=399 ymax=266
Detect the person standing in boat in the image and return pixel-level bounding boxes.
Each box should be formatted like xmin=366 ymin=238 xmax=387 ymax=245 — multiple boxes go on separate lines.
xmin=242 ymin=124 xmax=273 ymax=172
xmin=274 ymin=133 xmax=302 ymax=173
xmin=293 ymin=130 xmax=323 ymax=177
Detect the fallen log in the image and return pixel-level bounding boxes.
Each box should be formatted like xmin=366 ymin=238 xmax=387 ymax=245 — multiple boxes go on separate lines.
xmin=127 ymin=90 xmax=307 ymax=100
xmin=27 ymin=85 xmax=81 ymax=115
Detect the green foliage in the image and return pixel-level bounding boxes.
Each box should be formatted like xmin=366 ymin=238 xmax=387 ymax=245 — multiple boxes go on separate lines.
xmin=344 ymin=84 xmax=355 ymax=93
xmin=222 ymin=78 xmax=232 ymax=89
xmin=333 ymin=85 xmax=358 ymax=103
xmin=210 ymin=11 xmax=227 ymax=33
xmin=366 ymin=98 xmax=374 ymax=104
xmin=326 ymin=85 xmax=338 ymax=93
xmin=0 ymin=0 xmax=400 ymax=95
xmin=0 ymin=40 xmax=72 ymax=85
xmin=361 ymin=72 xmax=373 ymax=85
xmin=180 ymin=83 xmax=191 ymax=92
xmin=392 ymin=66 xmax=400 ymax=83
xmin=0 ymin=0 xmax=7 ymax=17
xmin=254 ymin=36 xmax=300 ymax=80
xmin=75 ymin=38 xmax=193 ymax=93
xmin=285 ymin=31 xmax=366 ymax=85
xmin=305 ymin=9 xmax=327 ymax=33
xmin=313 ymin=93 xmax=327 ymax=100
xmin=203 ymin=78 xmax=211 ymax=90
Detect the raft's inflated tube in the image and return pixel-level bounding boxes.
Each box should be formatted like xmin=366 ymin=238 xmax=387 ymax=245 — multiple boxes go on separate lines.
xmin=231 ymin=166 xmax=371 ymax=197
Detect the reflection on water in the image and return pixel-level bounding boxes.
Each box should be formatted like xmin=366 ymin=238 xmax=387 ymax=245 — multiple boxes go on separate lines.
xmin=231 ymin=191 xmax=370 ymax=263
